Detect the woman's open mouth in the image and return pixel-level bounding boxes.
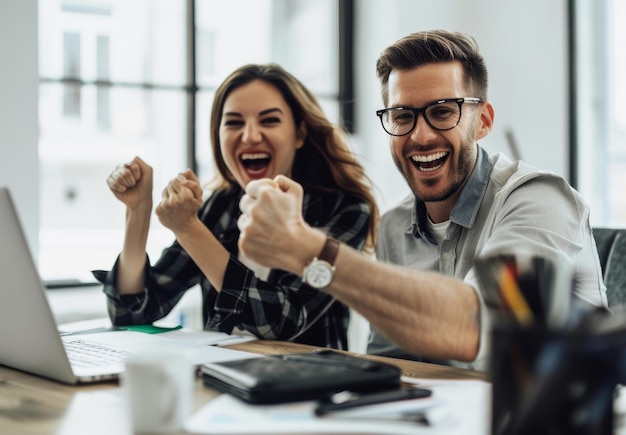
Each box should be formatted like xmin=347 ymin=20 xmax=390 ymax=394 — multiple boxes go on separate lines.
xmin=410 ymin=151 xmax=449 ymax=173
xmin=240 ymin=152 xmax=272 ymax=175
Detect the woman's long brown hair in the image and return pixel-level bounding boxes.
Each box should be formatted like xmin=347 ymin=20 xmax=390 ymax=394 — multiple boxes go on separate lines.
xmin=208 ymin=63 xmax=379 ymax=252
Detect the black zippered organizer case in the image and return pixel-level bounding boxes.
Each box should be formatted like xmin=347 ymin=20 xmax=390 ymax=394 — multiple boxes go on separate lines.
xmin=201 ymin=349 xmax=402 ymax=404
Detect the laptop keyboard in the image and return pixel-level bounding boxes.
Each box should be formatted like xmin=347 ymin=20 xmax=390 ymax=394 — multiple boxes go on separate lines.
xmin=64 ymin=339 xmax=131 ymax=368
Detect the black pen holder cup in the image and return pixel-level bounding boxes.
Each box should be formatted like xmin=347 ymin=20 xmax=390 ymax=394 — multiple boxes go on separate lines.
xmin=490 ymin=319 xmax=617 ymax=435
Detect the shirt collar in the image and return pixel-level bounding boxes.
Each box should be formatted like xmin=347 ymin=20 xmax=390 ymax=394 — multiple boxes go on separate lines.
xmin=410 ymin=145 xmax=493 ymax=241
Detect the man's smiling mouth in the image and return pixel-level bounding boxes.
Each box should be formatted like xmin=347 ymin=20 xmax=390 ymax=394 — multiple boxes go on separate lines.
xmin=240 ymin=152 xmax=271 ymax=172
xmin=411 ymin=151 xmax=449 ymax=172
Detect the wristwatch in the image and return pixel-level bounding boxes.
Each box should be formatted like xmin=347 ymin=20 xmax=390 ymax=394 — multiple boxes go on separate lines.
xmin=302 ymin=237 xmax=340 ymax=289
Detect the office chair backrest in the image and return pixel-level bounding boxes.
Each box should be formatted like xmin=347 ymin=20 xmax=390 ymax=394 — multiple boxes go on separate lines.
xmin=593 ymin=227 xmax=626 ymax=308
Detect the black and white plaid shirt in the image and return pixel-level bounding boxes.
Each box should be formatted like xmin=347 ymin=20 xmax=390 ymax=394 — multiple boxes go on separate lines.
xmin=93 ymin=185 xmax=371 ymax=350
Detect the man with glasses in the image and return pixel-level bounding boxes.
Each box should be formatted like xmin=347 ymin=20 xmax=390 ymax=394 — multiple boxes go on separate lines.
xmin=237 ymin=30 xmax=607 ymax=370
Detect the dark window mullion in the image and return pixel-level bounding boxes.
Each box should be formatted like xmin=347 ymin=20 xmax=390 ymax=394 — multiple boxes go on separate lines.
xmin=186 ymin=0 xmax=198 ymax=173
xmin=568 ymin=0 xmax=577 ymax=187
xmin=338 ymin=0 xmax=355 ymax=133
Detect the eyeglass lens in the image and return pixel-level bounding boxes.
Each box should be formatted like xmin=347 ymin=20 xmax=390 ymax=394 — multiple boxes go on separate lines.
xmin=382 ymin=101 xmax=462 ymax=136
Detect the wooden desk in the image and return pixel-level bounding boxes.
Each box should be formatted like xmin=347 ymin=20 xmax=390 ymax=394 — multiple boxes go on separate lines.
xmin=0 ymin=340 xmax=486 ymax=435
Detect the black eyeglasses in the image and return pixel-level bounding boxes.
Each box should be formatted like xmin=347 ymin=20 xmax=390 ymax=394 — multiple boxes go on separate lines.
xmin=376 ymin=97 xmax=482 ymax=136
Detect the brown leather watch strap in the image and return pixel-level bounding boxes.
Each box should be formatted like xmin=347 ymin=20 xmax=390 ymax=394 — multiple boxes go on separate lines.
xmin=318 ymin=237 xmax=340 ymax=266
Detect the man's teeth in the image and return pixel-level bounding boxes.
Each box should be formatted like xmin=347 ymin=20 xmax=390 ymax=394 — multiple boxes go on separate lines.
xmin=418 ymin=164 xmax=441 ymax=172
xmin=411 ymin=151 xmax=448 ymax=172
xmin=410 ymin=151 xmax=448 ymax=163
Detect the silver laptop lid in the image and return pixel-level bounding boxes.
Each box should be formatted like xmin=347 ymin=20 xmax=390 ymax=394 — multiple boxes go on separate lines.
xmin=0 ymin=187 xmax=259 ymax=385
xmin=0 ymin=187 xmax=77 ymax=384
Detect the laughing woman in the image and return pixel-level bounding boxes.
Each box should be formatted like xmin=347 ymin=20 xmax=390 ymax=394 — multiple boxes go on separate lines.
xmin=94 ymin=64 xmax=378 ymax=349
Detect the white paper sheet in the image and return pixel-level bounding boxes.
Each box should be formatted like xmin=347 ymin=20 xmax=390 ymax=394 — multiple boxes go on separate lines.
xmin=160 ymin=328 xmax=257 ymax=346
xmin=185 ymin=378 xmax=491 ymax=434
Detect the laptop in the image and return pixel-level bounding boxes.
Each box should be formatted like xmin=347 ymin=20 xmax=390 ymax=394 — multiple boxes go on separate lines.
xmin=0 ymin=186 xmax=256 ymax=384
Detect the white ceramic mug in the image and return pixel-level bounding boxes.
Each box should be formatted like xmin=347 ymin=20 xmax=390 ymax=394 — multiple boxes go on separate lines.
xmin=122 ymin=350 xmax=194 ymax=434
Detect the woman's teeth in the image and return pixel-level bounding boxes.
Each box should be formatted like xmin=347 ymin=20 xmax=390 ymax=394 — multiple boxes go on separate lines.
xmin=241 ymin=152 xmax=271 ymax=171
xmin=241 ymin=152 xmax=270 ymax=161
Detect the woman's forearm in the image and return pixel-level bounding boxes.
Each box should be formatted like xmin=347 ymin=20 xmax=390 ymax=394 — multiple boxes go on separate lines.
xmin=117 ymin=203 xmax=152 ymax=294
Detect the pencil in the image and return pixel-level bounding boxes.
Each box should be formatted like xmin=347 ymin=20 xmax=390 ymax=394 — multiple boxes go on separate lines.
xmin=499 ymin=264 xmax=534 ymax=325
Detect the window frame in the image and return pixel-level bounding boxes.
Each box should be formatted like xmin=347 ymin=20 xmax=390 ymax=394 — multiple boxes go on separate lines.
xmin=570 ymin=0 xmax=626 ymax=226
xmin=37 ymin=0 xmax=355 ymax=282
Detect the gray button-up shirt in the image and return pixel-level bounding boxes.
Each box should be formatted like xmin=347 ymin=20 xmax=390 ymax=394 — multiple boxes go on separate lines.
xmin=369 ymin=146 xmax=608 ymax=370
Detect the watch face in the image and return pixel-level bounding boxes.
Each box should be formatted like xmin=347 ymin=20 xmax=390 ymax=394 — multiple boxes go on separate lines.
xmin=304 ymin=261 xmax=333 ymax=288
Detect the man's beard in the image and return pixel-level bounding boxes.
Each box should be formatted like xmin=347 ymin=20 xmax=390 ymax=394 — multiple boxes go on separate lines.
xmin=392 ymin=133 xmax=477 ymax=204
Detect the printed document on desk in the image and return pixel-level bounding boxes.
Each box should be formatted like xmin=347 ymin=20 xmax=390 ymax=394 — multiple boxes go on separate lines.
xmin=185 ymin=378 xmax=490 ymax=434
xmin=159 ymin=328 xmax=257 ymax=346
xmin=60 ymin=319 xmax=257 ymax=347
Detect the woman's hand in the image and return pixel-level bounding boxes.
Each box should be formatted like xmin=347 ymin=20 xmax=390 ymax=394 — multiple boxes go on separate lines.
xmin=106 ymin=156 xmax=153 ymax=211
xmin=155 ymin=169 xmax=204 ymax=234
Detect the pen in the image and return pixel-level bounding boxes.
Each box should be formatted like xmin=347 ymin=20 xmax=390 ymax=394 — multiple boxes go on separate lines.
xmin=314 ymin=387 xmax=432 ymax=415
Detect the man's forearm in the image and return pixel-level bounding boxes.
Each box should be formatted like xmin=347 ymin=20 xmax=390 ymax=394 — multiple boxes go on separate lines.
xmin=236 ymin=179 xmax=482 ymax=362
xmin=326 ymin=242 xmax=481 ymax=362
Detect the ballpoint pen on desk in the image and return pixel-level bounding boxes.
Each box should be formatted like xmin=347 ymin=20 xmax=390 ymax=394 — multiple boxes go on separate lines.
xmin=315 ymin=387 xmax=432 ymax=415
xmin=314 ymin=387 xmax=444 ymax=426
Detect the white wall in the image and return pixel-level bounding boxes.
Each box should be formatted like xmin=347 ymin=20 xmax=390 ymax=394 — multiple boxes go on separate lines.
xmin=0 ymin=0 xmax=39 ymax=255
xmin=0 ymin=0 xmax=569 ymax=250
xmin=353 ymin=0 xmax=569 ymax=212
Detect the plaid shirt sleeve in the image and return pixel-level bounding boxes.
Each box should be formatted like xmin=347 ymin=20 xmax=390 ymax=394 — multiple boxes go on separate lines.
xmin=93 ymin=242 xmax=202 ymax=326
xmin=93 ymin=188 xmax=371 ymax=350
